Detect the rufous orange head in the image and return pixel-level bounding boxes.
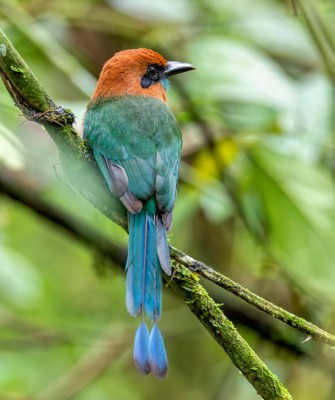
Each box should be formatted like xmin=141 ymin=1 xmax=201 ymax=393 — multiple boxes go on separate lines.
xmin=91 ymin=48 xmax=195 ymax=103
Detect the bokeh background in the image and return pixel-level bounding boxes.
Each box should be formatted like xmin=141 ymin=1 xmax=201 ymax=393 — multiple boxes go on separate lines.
xmin=1 ymin=0 xmax=335 ymax=399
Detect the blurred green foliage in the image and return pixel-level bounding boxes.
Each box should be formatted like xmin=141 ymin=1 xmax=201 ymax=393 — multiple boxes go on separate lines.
xmin=1 ymin=0 xmax=335 ymax=399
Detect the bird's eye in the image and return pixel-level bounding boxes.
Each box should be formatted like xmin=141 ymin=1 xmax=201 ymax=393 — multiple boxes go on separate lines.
xmin=147 ymin=65 xmax=159 ymax=80
xmin=141 ymin=64 xmax=162 ymax=88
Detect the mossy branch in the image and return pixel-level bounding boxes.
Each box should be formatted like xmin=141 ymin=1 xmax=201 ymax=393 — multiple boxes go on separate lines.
xmin=172 ymin=248 xmax=335 ymax=346
xmin=0 ymin=168 xmax=292 ymax=400
xmin=0 ymin=27 xmax=319 ymax=399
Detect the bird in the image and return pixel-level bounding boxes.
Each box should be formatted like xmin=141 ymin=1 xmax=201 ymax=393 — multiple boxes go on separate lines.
xmin=83 ymin=48 xmax=195 ymax=379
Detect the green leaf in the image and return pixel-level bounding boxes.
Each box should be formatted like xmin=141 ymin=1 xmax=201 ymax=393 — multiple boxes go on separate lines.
xmin=248 ymin=143 xmax=335 ymax=299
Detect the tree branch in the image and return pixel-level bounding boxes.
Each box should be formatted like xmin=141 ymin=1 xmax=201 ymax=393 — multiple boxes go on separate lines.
xmin=0 ymin=27 xmax=304 ymax=399
xmin=0 ymin=171 xmax=292 ymax=400
xmin=172 ymin=248 xmax=335 ymax=346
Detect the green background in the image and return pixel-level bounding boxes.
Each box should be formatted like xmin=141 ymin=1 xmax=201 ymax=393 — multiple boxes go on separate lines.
xmin=0 ymin=0 xmax=335 ymax=399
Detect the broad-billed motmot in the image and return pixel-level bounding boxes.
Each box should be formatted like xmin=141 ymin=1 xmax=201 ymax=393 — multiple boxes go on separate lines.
xmin=83 ymin=49 xmax=195 ymax=379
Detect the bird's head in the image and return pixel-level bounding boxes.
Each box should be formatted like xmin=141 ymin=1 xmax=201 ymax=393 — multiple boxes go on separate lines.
xmin=91 ymin=48 xmax=195 ymax=102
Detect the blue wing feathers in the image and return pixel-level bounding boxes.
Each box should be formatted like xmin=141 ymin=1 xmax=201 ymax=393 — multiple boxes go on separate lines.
xmin=121 ymin=157 xmax=155 ymax=200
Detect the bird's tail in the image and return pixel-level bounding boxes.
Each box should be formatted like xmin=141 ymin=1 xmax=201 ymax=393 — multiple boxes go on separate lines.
xmin=125 ymin=199 xmax=170 ymax=379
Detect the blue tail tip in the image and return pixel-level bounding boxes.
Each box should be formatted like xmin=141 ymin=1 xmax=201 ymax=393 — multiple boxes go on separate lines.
xmin=132 ymin=322 xmax=168 ymax=379
xmin=148 ymin=324 xmax=168 ymax=379
xmin=133 ymin=322 xmax=150 ymax=375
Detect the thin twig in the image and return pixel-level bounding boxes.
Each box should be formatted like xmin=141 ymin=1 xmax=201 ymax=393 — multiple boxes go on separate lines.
xmin=171 ymin=248 xmax=335 ymax=347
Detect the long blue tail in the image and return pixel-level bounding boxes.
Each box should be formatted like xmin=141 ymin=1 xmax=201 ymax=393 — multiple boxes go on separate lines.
xmin=125 ymin=202 xmax=170 ymax=379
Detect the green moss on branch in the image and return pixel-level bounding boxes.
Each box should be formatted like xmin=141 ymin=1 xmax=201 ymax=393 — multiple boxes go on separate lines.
xmin=0 ymin=29 xmax=54 ymax=112
xmin=168 ymin=263 xmax=292 ymax=399
xmin=171 ymin=247 xmax=335 ymax=347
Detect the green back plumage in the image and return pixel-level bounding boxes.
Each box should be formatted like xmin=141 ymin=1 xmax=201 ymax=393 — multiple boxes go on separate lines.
xmin=84 ymin=95 xmax=182 ymax=213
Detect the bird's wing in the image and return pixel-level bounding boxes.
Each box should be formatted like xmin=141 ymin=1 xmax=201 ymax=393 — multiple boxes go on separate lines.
xmin=84 ymin=96 xmax=182 ymax=215
xmin=92 ymin=151 xmax=143 ymax=213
